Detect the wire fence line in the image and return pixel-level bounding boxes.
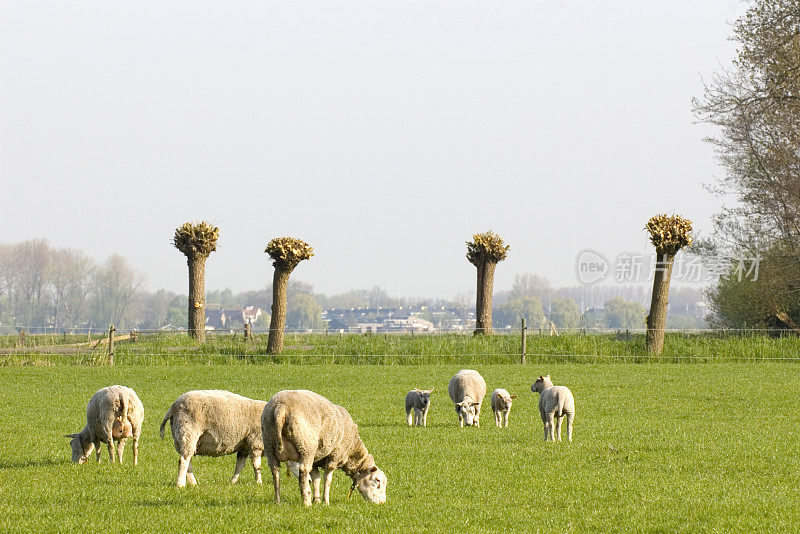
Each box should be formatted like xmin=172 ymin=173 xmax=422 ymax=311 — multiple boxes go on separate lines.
xmin=2 ymin=325 xmax=800 ymax=365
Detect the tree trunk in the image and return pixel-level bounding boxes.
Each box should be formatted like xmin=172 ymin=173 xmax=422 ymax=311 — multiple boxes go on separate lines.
xmin=267 ymin=267 xmax=292 ymax=354
xmin=187 ymin=256 xmax=206 ymax=343
xmin=645 ymin=251 xmax=675 ymax=355
xmin=474 ymin=260 xmax=496 ymax=335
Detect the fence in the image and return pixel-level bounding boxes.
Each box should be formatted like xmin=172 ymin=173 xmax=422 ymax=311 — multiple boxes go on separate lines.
xmin=3 ymin=321 xmax=800 ymax=365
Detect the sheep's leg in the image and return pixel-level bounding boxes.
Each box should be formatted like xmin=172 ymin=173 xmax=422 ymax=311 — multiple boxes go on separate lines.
xmin=107 ymin=441 xmax=116 ymax=463
xmin=406 ymin=408 xmax=413 ymax=427
xmin=422 ymin=408 xmax=428 ymax=427
xmin=545 ymin=414 xmax=555 ymax=441
xmin=269 ymin=461 xmax=281 ymax=504
xmin=186 ymin=461 xmax=197 ymax=486
xmin=566 ymin=412 xmax=574 ymax=442
xmin=94 ymin=441 xmax=102 ymax=462
xmin=250 ymin=450 xmax=262 ymax=485
xmin=555 ymin=416 xmax=563 ymax=442
xmin=458 ymin=413 xmax=464 ymax=428
xmin=298 ymin=465 xmax=313 ymax=507
xmin=177 ymin=455 xmax=192 ymax=487
xmin=474 ymin=405 xmax=481 ymax=427
xmin=311 ymin=469 xmax=322 ymax=503
xmin=503 ymin=410 xmax=509 ymax=428
xmin=117 ymin=438 xmax=126 ymax=464
xmin=322 ymin=468 xmax=334 ymax=505
xmin=133 ymin=437 xmax=139 ymax=466
xmin=231 ymin=452 xmax=247 ymax=484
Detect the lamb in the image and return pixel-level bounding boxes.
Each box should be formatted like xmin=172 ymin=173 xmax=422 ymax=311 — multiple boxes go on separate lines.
xmin=531 ymin=375 xmax=575 ymax=442
xmin=405 ymin=388 xmax=433 ymax=427
xmin=448 ymin=369 xmax=486 ymax=427
xmin=262 ymin=389 xmax=388 ymax=506
xmin=159 ymin=390 xmax=267 ymax=487
xmin=67 ymin=385 xmax=144 ymax=465
xmin=490 ymin=388 xmax=517 ymax=428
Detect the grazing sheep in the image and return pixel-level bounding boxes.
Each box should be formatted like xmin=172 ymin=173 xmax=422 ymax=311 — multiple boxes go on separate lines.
xmin=262 ymin=389 xmax=388 ymax=506
xmin=531 ymin=375 xmax=575 ymax=442
xmin=448 ymin=369 xmax=487 ymax=427
xmin=67 ymin=385 xmax=144 ymax=465
xmin=159 ymin=390 xmax=267 ymax=487
xmin=405 ymin=388 xmax=434 ymax=427
xmin=490 ymin=388 xmax=517 ymax=428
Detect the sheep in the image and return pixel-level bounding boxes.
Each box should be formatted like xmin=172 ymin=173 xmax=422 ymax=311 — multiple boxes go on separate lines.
xmin=405 ymin=388 xmax=434 ymax=427
xmin=448 ymin=369 xmax=486 ymax=427
xmin=490 ymin=388 xmax=517 ymax=428
xmin=262 ymin=389 xmax=388 ymax=506
xmin=67 ymin=385 xmax=144 ymax=465
xmin=531 ymin=375 xmax=575 ymax=442
xmin=159 ymin=390 xmax=267 ymax=487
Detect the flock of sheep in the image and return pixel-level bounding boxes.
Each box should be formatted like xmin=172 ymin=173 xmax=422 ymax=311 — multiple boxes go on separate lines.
xmin=66 ymin=370 xmax=576 ymax=506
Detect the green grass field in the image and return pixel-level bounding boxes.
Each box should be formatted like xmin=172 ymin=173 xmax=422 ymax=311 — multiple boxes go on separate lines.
xmin=1 ymin=363 xmax=798 ymax=532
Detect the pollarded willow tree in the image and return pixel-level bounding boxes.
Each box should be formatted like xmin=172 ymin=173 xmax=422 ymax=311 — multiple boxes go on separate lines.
xmin=467 ymin=231 xmax=510 ymax=335
xmin=645 ymin=214 xmax=692 ymax=354
xmin=265 ymin=237 xmax=314 ymax=354
xmin=173 ymin=221 xmax=220 ymax=342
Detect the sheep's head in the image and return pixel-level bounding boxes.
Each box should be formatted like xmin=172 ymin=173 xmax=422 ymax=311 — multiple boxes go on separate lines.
xmin=66 ymin=433 xmax=94 ymax=464
xmin=416 ymin=388 xmax=433 ymax=408
xmin=455 ymin=400 xmax=481 ymax=427
xmin=499 ymin=393 xmax=518 ymax=410
xmin=531 ymin=375 xmax=553 ymax=394
xmin=355 ymin=465 xmax=387 ymax=504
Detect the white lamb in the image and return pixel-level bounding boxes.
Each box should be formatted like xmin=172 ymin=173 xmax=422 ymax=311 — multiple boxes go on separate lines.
xmin=448 ymin=369 xmax=486 ymax=427
xmin=405 ymin=388 xmax=433 ymax=427
xmin=159 ymin=390 xmax=267 ymax=487
xmin=531 ymin=375 xmax=575 ymax=442
xmin=490 ymin=388 xmax=517 ymax=428
xmin=67 ymin=385 xmax=144 ymax=465
xmin=262 ymin=389 xmax=388 ymax=506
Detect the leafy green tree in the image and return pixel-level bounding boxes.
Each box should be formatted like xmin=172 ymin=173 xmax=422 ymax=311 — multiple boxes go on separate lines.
xmin=605 ymin=297 xmax=645 ymax=330
xmin=493 ymin=296 xmax=545 ymax=329
xmin=287 ymin=293 xmax=325 ymax=330
xmin=549 ymin=298 xmax=580 ymax=330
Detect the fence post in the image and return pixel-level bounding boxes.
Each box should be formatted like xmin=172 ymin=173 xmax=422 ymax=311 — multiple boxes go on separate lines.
xmin=108 ymin=325 xmax=115 ymax=365
xmin=521 ymin=318 xmax=527 ymax=365
xmin=18 ymin=328 xmax=26 ymax=348
xmin=244 ymin=322 xmax=252 ymax=341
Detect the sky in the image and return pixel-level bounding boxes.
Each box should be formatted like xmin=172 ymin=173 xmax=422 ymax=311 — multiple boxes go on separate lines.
xmin=0 ymin=0 xmax=744 ymax=299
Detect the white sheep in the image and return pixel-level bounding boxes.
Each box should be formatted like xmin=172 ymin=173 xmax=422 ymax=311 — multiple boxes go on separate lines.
xmin=531 ymin=375 xmax=575 ymax=442
xmin=490 ymin=388 xmax=517 ymax=428
xmin=448 ymin=369 xmax=486 ymax=427
xmin=262 ymin=389 xmax=388 ymax=506
xmin=159 ymin=390 xmax=267 ymax=487
xmin=67 ymin=385 xmax=144 ymax=465
xmin=405 ymin=388 xmax=433 ymax=427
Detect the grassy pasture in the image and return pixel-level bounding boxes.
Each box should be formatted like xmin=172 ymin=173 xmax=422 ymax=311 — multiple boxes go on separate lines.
xmin=0 ymin=363 xmax=799 ymax=532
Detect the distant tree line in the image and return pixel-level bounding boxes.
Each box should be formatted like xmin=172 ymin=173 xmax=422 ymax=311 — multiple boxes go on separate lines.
xmin=0 ymin=239 xmax=706 ymax=333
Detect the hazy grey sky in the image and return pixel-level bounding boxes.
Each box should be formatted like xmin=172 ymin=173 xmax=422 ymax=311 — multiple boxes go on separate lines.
xmin=0 ymin=0 xmax=742 ymax=298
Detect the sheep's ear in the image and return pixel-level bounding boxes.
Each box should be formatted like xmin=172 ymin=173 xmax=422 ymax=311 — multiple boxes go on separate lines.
xmin=370 ymin=466 xmax=378 ymax=473
xmin=510 ymin=395 xmax=518 ymax=399
xmin=428 ymin=387 xmax=434 ymax=393
xmin=545 ymin=375 xmax=550 ymax=379
xmin=471 ymin=402 xmax=480 ymax=407
xmin=539 ymin=375 xmax=544 ymax=380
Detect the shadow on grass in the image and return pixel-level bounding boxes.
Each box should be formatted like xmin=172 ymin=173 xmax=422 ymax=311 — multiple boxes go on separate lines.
xmin=0 ymin=457 xmax=69 ymax=469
